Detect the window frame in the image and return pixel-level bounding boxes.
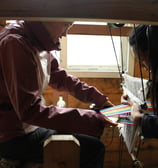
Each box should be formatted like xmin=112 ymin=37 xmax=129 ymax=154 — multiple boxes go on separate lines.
xmin=60 ymin=23 xmax=134 ymax=78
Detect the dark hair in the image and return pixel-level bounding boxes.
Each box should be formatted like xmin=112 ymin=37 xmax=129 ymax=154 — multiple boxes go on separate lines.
xmin=129 ymin=25 xmax=158 ymax=115
xmin=129 ymin=25 xmax=148 ymax=51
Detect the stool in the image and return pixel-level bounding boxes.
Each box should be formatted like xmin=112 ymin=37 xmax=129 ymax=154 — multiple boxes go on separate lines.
xmin=43 ymin=135 xmax=80 ymax=168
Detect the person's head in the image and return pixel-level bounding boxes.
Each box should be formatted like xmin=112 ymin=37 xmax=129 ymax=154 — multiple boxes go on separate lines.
xmin=129 ymin=25 xmax=149 ymax=70
xmin=129 ymin=25 xmax=158 ymax=71
xmin=129 ymin=25 xmax=158 ymax=114
xmin=23 ymin=21 xmax=73 ymax=51
xmin=42 ymin=21 xmax=73 ymax=44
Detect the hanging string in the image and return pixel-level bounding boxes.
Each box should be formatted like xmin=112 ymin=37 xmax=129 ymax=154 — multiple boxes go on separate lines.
xmin=119 ymin=27 xmax=124 ymax=74
xmin=108 ymin=26 xmax=122 ymax=79
xmin=146 ymin=26 xmax=152 ymax=81
xmin=133 ymin=24 xmax=147 ymax=109
xmin=145 ymin=26 xmax=152 ymax=101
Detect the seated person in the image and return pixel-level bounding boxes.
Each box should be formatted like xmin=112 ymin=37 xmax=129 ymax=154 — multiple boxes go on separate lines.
xmin=0 ymin=20 xmax=117 ymax=168
xmin=122 ymin=24 xmax=158 ymax=138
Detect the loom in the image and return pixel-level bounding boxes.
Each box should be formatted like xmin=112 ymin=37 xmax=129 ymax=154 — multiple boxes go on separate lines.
xmin=119 ymin=73 xmax=150 ymax=158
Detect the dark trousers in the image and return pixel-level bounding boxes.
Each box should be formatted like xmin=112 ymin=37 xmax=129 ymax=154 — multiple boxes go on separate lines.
xmin=0 ymin=128 xmax=105 ymax=168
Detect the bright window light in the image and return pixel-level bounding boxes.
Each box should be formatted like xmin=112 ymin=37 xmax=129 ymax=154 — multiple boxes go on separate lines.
xmin=67 ymin=35 xmax=120 ymax=67
xmin=59 ymin=34 xmax=134 ymax=78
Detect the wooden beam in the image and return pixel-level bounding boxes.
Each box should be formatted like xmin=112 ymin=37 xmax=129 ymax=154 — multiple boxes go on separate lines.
xmin=0 ymin=0 xmax=158 ymax=25
xmin=68 ymin=24 xmax=133 ymax=36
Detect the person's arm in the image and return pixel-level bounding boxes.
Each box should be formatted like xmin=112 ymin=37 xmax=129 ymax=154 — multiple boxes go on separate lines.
xmin=48 ymin=53 xmax=113 ymax=108
xmin=0 ymin=35 xmax=110 ymax=137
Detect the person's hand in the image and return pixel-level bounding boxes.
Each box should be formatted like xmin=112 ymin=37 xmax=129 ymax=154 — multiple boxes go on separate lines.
xmin=131 ymin=102 xmax=144 ymax=124
xmin=104 ymin=116 xmax=118 ymax=127
xmin=89 ymin=100 xmax=114 ymax=113
xmin=121 ymin=94 xmax=131 ymax=105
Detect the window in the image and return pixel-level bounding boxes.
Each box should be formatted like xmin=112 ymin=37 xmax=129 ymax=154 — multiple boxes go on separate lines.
xmin=57 ymin=22 xmax=134 ymax=78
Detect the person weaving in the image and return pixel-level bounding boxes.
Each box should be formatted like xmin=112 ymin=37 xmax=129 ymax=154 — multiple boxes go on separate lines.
xmin=0 ymin=20 xmax=117 ymax=168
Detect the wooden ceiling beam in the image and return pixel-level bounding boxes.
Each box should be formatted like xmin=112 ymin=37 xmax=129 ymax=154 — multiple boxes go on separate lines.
xmin=68 ymin=24 xmax=132 ymax=36
xmin=0 ymin=0 xmax=158 ymax=25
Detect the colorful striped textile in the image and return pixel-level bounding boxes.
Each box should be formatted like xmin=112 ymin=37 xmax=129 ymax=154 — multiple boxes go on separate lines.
xmin=146 ymin=101 xmax=152 ymax=109
xmin=100 ymin=101 xmax=153 ymax=125
xmin=100 ymin=104 xmax=131 ymax=117
xmin=118 ymin=118 xmax=134 ymax=125
xmin=100 ymin=101 xmax=152 ymax=117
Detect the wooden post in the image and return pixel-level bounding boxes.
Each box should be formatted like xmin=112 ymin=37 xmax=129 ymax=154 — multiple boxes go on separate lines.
xmin=43 ymin=135 xmax=80 ymax=168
